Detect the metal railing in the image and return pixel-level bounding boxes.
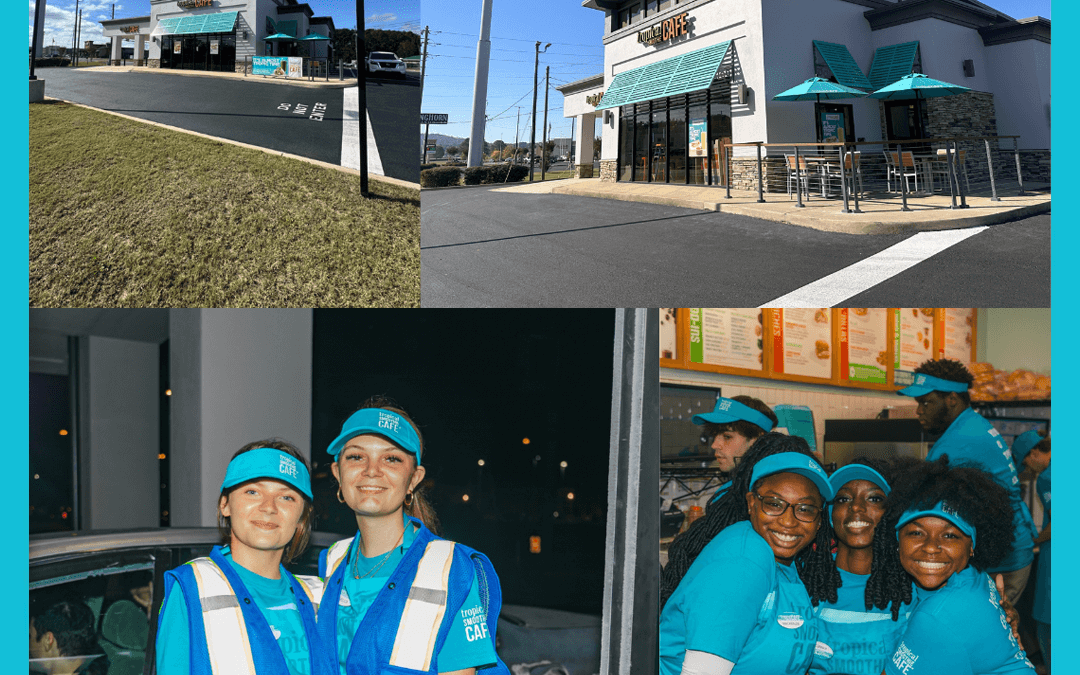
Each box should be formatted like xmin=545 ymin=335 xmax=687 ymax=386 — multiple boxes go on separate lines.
xmin=713 ymin=135 xmax=1042 ymax=213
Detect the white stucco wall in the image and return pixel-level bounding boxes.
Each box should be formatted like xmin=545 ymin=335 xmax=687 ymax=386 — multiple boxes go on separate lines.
xmin=869 ymin=18 xmax=993 ymax=93
xmin=149 ymin=0 xmax=255 ymax=62
xmin=598 ymin=0 xmax=766 ymax=161
xmin=984 ymin=39 xmax=1050 ymax=149
xmin=761 ymin=0 xmax=882 ymax=148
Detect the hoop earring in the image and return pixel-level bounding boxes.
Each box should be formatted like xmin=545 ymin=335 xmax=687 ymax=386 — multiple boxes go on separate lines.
xmin=336 ymin=487 xmax=345 ymax=504
xmin=404 ymin=491 xmax=414 ymax=507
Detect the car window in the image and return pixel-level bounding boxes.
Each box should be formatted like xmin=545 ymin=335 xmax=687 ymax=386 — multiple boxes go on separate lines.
xmin=31 ymin=551 xmax=157 ymax=675
xmin=371 ymin=52 xmax=396 ymax=59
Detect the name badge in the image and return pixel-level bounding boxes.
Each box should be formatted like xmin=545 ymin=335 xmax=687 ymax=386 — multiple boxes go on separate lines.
xmin=777 ymin=613 xmax=804 ymax=629
xmin=339 ymin=588 xmax=352 ymax=607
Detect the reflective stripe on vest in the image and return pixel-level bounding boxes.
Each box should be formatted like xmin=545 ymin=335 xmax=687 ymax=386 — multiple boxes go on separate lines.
xmin=294 ymin=574 xmax=325 ymax=615
xmin=189 ymin=558 xmax=257 ymax=675
xmin=325 ymin=537 xmax=355 ymax=580
xmin=388 ymin=539 xmax=456 ymax=671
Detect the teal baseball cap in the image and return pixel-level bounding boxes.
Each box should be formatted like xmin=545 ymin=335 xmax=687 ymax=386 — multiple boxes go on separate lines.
xmin=750 ymin=452 xmax=834 ymax=502
xmin=1011 ymin=430 xmax=1042 ymax=466
xmin=897 ymin=372 xmax=969 ymax=398
xmin=692 ymin=397 xmax=775 ymax=433
xmin=829 ymin=464 xmax=891 ymax=495
xmin=895 ymin=501 xmax=976 ymax=547
xmin=221 ymin=447 xmax=313 ymax=500
xmin=327 ymin=408 xmax=422 ymax=463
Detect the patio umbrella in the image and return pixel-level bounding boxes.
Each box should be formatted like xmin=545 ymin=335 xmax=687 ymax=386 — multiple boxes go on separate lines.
xmin=773 ymin=76 xmax=868 ymax=104
xmin=264 ymin=33 xmax=297 ymax=41
xmin=867 ymin=72 xmax=970 ymax=100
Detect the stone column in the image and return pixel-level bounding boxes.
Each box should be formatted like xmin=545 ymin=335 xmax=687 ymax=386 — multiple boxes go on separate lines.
xmin=134 ymin=34 xmax=145 ymax=66
xmin=574 ymin=112 xmax=597 ymax=178
xmin=110 ymin=36 xmax=122 ymax=65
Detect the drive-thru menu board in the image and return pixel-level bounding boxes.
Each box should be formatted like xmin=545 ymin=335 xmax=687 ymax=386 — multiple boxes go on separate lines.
xmin=939 ymin=308 xmax=976 ymax=365
xmin=771 ymin=309 xmax=834 ymax=381
xmin=665 ymin=309 xmax=975 ymax=391
xmin=840 ymin=308 xmax=889 ymax=385
xmin=688 ymin=308 xmax=765 ymax=372
xmin=895 ymin=308 xmax=936 ymax=385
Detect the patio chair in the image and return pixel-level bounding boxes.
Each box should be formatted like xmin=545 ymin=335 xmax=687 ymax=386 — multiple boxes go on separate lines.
xmin=785 ymin=155 xmax=810 ymax=200
xmin=885 ymin=151 xmax=920 ymax=193
xmin=820 ymin=150 xmax=863 ymax=199
xmin=932 ymin=148 xmax=971 ymax=195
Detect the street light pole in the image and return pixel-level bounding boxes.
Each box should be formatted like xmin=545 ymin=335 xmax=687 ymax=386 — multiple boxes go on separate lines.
xmin=529 ymin=41 xmax=550 ymax=182
xmin=541 ymin=66 xmax=549 ymax=181
xmin=30 ymin=0 xmax=45 ymax=80
xmin=356 ymin=1 xmax=368 ymax=196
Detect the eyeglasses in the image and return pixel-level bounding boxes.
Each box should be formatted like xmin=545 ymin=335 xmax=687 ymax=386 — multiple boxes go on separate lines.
xmin=752 ymin=492 xmax=822 ymax=523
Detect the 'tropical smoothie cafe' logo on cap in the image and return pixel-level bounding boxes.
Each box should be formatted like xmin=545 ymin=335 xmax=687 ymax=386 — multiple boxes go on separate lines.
xmin=378 ymin=412 xmax=401 ymax=433
xmin=638 ymin=12 xmax=691 ymax=46
xmin=279 ymin=455 xmax=299 ymax=479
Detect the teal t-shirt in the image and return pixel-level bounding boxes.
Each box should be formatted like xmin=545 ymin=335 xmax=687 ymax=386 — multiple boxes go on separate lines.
xmin=157 ymin=551 xmax=312 ymax=675
xmin=885 ymin=566 xmax=1034 ymax=675
xmin=659 ymin=520 xmax=817 ymax=675
xmin=335 ymin=519 xmax=497 ymax=675
xmin=809 ymin=566 xmax=911 ymax=675
xmin=1033 ymin=465 xmax=1050 ymax=624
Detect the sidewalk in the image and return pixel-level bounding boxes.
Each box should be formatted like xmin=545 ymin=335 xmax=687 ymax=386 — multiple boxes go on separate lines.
xmin=81 ymin=64 xmax=355 ymax=88
xmin=493 ymin=178 xmax=1051 ymax=234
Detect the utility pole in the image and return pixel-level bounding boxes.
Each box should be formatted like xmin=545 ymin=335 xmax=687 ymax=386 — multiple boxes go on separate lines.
xmin=30 ymin=0 xmax=45 ymax=79
xmin=420 ymin=25 xmax=430 ymax=92
xmin=356 ymin=1 xmax=368 ymax=195
xmin=76 ymin=8 xmax=81 ymax=66
xmin=541 ymin=66 xmax=549 ymax=181
xmin=467 ymin=0 xmax=493 ymax=168
xmin=71 ymin=0 xmax=79 ymax=65
xmin=514 ymin=107 xmax=521 ymax=164
xmin=529 ymin=41 xmax=550 ymax=181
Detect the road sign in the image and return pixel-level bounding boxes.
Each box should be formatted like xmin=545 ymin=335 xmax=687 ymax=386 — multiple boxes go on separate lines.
xmin=421 ymin=113 xmax=448 ymax=124
xmin=425 ymin=142 xmax=437 ymax=150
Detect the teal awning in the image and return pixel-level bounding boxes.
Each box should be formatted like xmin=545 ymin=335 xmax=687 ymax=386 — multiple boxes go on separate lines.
xmin=868 ymin=41 xmax=919 ymax=90
xmin=595 ymin=41 xmax=732 ymax=110
xmin=812 ymin=40 xmax=872 ymax=91
xmin=156 ymin=11 xmax=238 ymax=36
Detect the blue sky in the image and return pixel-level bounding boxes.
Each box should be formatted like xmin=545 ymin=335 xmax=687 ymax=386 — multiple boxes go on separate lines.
xmin=420 ymin=0 xmax=1050 ymax=145
xmin=30 ymin=0 xmax=420 ymax=53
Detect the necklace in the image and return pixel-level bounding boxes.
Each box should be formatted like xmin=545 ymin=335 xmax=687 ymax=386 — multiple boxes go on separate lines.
xmin=352 ymin=528 xmax=405 ymax=580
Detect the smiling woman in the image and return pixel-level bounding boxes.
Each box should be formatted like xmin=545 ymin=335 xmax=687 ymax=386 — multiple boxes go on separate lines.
xmin=317 ymin=397 xmax=511 ymax=675
xmin=156 ymin=440 xmax=335 ymax=675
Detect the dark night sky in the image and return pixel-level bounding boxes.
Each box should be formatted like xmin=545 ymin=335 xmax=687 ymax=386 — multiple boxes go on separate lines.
xmin=309 ymin=309 xmax=616 ymax=614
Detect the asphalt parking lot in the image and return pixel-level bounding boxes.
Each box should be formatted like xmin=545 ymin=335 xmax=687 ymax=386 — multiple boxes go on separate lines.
xmin=36 ymin=67 xmax=419 ymax=182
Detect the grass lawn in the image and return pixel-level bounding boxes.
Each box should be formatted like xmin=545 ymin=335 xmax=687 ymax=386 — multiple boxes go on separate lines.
xmin=30 ymin=101 xmax=419 ymax=307
xmin=534 ymin=170 xmax=575 ymax=181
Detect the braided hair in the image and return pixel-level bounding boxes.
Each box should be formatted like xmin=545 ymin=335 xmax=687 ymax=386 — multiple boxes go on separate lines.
xmin=661 ymin=433 xmax=840 ymax=610
xmin=840 ymin=455 xmax=917 ymax=619
xmin=873 ymin=455 xmax=1014 ymax=614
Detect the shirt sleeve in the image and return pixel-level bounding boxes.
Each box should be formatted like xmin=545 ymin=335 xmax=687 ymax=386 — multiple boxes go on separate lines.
xmin=885 ymin=612 xmax=973 ymax=675
xmin=682 ymin=548 xmax=772 ymax=662
xmin=155 ymin=583 xmax=190 ymax=675
xmin=436 ymin=571 xmax=498 ymax=672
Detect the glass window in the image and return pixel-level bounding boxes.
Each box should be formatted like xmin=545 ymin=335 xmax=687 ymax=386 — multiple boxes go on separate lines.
xmin=220 ymin=35 xmax=236 ymax=73
xmin=195 ymin=35 xmax=209 ymax=70
xmin=634 ymin=110 xmax=650 ymax=182
xmin=30 ymin=373 xmax=72 ymax=535
xmin=650 ymin=109 xmax=667 ymax=182
xmin=619 ymin=108 xmax=634 ymax=181
xmin=669 ymin=103 xmax=686 ymax=183
xmin=660 ymin=0 xmax=674 ymax=9
xmin=646 ymin=0 xmax=659 ymax=16
xmin=688 ymin=93 xmax=708 ymax=185
xmin=629 ymin=3 xmax=642 ymax=23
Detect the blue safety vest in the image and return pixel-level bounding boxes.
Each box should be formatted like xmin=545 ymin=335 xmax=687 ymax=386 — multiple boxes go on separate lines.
xmin=162 ymin=546 xmax=335 ymax=675
xmin=317 ymin=517 xmax=511 ymax=675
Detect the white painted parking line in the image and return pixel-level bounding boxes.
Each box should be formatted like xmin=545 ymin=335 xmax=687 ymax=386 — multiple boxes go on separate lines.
xmin=341 ymin=86 xmax=384 ymax=175
xmin=759 ymin=226 xmax=989 ymax=308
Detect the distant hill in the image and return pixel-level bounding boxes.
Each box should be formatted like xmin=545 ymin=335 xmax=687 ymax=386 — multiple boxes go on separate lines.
xmin=422 ymin=133 xmax=466 ymax=148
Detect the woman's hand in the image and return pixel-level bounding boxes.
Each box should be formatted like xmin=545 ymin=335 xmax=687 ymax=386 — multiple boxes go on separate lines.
xmin=995 ymin=573 xmax=1023 ymax=650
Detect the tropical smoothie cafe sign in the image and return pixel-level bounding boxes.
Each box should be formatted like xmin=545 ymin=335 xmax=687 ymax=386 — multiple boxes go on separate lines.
xmin=638 ymin=12 xmax=691 ymax=46
xmin=177 ymin=0 xmax=213 ymax=9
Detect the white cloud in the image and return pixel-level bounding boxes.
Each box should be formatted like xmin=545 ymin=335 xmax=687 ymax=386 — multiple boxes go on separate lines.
xmin=367 ymin=13 xmax=397 ymax=24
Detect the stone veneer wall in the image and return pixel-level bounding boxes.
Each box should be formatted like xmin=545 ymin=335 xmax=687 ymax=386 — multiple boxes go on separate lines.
xmin=147 ymin=59 xmax=160 ymax=68
xmin=575 ymin=164 xmax=595 ymax=179
xmin=600 ymin=159 xmax=618 ymax=182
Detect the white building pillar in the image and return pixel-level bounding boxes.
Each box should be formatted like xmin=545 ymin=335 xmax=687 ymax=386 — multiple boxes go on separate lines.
xmin=575 ymin=112 xmax=597 ymax=178
xmin=110 ymin=36 xmax=122 ymax=65
xmin=169 ymin=309 xmax=314 ymax=527
xmin=134 ymin=34 xmax=146 ymax=65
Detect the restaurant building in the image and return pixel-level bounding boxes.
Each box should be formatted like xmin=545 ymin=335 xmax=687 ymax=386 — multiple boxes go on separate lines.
xmin=559 ymin=0 xmax=1049 ymax=185
xmin=100 ymin=0 xmax=334 ymax=73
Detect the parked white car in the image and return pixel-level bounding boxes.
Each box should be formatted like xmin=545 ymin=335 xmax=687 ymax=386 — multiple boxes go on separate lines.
xmin=366 ymin=51 xmax=406 ymax=78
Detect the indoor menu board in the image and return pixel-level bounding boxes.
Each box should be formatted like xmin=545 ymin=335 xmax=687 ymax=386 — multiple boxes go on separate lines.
xmin=939 ymin=308 xmax=976 ymax=365
xmin=772 ymin=309 xmax=833 ymax=380
xmin=660 ymin=308 xmax=678 ymax=361
xmin=895 ymin=308 xmax=935 ymax=384
xmin=840 ymin=308 xmax=889 ymax=385
xmin=688 ymin=308 xmax=764 ymax=371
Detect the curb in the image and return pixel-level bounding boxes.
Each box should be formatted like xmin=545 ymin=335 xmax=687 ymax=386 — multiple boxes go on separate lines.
xmin=72 ymin=65 xmax=357 ymax=89
xmin=548 ymin=185 xmax=1050 ymax=234
xmin=41 ymin=97 xmax=420 ymax=191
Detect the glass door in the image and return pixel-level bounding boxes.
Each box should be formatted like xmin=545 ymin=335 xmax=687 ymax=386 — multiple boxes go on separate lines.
xmin=633 ymin=110 xmax=650 ymax=182
xmin=650 ymin=109 xmax=667 ymax=183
